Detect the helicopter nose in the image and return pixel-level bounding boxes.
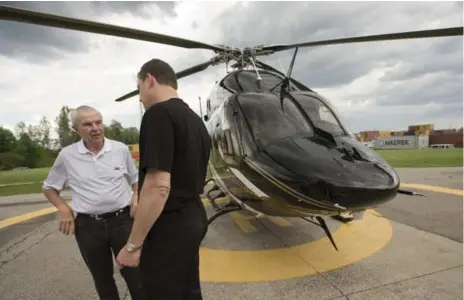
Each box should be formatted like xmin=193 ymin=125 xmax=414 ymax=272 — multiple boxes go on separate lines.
xmin=262 ymin=135 xmax=399 ymax=209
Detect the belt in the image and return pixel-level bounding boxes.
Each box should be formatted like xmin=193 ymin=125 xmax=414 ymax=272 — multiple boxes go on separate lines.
xmin=77 ymin=206 xmax=130 ymax=221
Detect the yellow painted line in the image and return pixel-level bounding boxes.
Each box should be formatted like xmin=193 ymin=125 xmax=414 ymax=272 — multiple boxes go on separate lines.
xmin=0 ymin=206 xmax=57 ymax=230
xmin=229 ymin=211 xmax=257 ymax=233
xmin=401 ymin=183 xmax=463 ymax=197
xmin=199 ymin=209 xmax=392 ymax=282
xmin=268 ymin=216 xmax=292 ymax=227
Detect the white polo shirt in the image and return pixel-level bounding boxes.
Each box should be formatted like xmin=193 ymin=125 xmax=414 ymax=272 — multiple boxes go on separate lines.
xmin=43 ymin=138 xmax=138 ymax=215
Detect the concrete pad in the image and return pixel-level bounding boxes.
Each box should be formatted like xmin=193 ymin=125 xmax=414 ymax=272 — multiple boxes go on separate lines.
xmin=0 ymin=169 xmax=462 ymax=299
xmin=320 ymin=220 xmax=462 ymax=296
xmin=202 ymin=276 xmax=344 ymax=300
xmin=0 ymin=221 xmax=128 ymax=300
xmin=347 ymin=266 xmax=463 ymax=300
xmin=377 ymin=192 xmax=463 ymax=243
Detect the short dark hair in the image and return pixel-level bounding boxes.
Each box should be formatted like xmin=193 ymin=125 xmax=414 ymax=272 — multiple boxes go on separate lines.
xmin=138 ymin=58 xmax=178 ymax=90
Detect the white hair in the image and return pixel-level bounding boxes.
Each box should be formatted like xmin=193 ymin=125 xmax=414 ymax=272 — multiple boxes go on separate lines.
xmin=70 ymin=105 xmax=101 ymax=129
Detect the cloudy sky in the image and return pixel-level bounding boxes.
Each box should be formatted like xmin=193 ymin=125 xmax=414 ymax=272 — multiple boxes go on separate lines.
xmin=0 ymin=1 xmax=462 ymax=137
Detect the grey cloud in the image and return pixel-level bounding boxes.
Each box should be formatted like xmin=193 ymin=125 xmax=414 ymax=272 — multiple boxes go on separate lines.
xmin=209 ymin=1 xmax=462 ymax=88
xmin=0 ymin=1 xmax=178 ymax=62
xmin=380 ymin=39 xmax=463 ymax=82
xmin=1 ymin=1 xmax=462 ymax=132
xmin=201 ymin=1 xmax=462 ymax=131
xmin=375 ymin=72 xmax=463 ymax=106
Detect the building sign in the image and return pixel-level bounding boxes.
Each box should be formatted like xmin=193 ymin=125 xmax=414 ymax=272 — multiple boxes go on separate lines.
xmin=381 ymin=139 xmax=410 ymax=146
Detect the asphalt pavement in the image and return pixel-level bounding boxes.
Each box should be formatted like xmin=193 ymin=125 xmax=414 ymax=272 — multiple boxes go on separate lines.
xmin=0 ymin=167 xmax=462 ymax=300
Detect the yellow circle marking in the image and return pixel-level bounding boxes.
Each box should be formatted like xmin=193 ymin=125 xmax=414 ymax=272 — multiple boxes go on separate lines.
xmin=199 ymin=206 xmax=392 ymax=283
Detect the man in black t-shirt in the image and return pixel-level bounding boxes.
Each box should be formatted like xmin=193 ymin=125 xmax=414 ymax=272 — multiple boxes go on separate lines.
xmin=116 ymin=58 xmax=211 ymax=300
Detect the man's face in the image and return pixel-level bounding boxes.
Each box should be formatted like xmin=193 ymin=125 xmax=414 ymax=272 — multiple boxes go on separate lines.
xmin=75 ymin=110 xmax=104 ymax=144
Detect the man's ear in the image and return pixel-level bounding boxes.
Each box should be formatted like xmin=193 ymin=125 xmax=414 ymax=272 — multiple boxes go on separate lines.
xmin=148 ymin=74 xmax=158 ymax=88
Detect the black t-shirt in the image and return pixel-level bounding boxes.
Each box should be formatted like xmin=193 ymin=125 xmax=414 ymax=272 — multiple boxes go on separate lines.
xmin=138 ymin=98 xmax=211 ymax=213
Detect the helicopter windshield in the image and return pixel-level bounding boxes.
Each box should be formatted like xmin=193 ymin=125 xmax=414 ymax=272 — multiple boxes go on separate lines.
xmin=293 ymin=94 xmax=347 ymax=136
xmin=238 ymin=94 xmax=312 ymax=148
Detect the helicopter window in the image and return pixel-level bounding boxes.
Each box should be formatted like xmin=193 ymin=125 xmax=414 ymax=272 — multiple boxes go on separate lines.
xmin=295 ymin=95 xmax=347 ymax=136
xmin=238 ymin=95 xmax=312 ymax=148
xmin=222 ymin=73 xmax=241 ymax=92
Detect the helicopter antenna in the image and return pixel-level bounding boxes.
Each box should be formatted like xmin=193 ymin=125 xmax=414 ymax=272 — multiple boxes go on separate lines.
xmin=249 ymin=57 xmax=262 ymax=89
xmin=198 ymin=96 xmax=203 ymax=118
xmin=278 ymin=46 xmax=299 ymax=111
xmin=283 ymin=46 xmax=299 ymax=92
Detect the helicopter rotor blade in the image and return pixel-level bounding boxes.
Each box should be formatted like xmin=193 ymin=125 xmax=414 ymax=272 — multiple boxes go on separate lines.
xmin=261 ymin=27 xmax=463 ymax=53
xmin=0 ymin=5 xmax=225 ymax=52
xmin=115 ymin=55 xmax=223 ymax=102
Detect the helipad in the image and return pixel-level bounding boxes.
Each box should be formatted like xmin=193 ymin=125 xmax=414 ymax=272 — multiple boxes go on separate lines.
xmin=0 ymin=168 xmax=462 ymax=299
xmin=199 ymin=197 xmax=393 ymax=282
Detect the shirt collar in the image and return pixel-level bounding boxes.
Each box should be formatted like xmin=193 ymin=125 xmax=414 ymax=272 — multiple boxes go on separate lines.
xmin=78 ymin=138 xmax=112 ymax=154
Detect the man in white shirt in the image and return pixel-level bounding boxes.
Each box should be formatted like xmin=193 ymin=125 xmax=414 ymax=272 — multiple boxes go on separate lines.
xmin=42 ymin=105 xmax=144 ymax=300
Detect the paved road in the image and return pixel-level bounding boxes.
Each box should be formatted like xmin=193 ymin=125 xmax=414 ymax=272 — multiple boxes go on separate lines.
xmin=378 ymin=167 xmax=463 ymax=243
xmin=0 ymin=168 xmax=462 ymax=300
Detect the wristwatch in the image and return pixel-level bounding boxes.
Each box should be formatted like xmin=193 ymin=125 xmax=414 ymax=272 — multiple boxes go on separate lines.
xmin=125 ymin=241 xmax=142 ymax=252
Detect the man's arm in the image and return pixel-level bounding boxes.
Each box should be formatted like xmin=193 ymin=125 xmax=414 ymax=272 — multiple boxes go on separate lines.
xmin=42 ymin=151 xmax=68 ymax=209
xmin=127 ymin=107 xmax=174 ymax=247
xmin=127 ymin=169 xmax=170 ymax=246
xmin=42 ymin=151 xmax=73 ymax=235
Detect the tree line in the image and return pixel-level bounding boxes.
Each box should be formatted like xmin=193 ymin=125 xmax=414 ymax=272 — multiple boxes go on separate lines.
xmin=0 ymin=105 xmax=139 ymax=171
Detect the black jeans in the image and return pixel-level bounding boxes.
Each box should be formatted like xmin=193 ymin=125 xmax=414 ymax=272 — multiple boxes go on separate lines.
xmin=139 ymin=197 xmax=209 ymax=300
xmin=74 ymin=207 xmax=145 ymax=300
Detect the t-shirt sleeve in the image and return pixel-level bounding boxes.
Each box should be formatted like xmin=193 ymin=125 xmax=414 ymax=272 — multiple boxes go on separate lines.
xmin=42 ymin=150 xmax=68 ymax=191
xmin=139 ymin=107 xmax=174 ymax=173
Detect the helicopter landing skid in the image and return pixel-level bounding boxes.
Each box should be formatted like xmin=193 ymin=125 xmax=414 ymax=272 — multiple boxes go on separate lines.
xmin=205 ymin=182 xmax=226 ymax=211
xmin=207 ymin=201 xmax=242 ymax=225
xmin=301 ymin=216 xmax=338 ymax=251
xmin=332 ymin=212 xmax=354 ymax=223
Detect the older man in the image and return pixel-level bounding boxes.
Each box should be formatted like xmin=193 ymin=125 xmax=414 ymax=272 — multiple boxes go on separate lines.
xmin=42 ymin=105 xmax=144 ymax=300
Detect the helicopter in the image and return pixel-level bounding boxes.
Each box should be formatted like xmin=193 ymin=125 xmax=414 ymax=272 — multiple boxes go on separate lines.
xmin=1 ymin=5 xmax=462 ymax=251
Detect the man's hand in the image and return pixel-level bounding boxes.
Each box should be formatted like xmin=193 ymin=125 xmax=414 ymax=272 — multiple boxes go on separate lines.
xmin=58 ymin=205 xmax=75 ymax=235
xmin=116 ymin=246 xmax=141 ymax=268
xmin=130 ymin=192 xmax=138 ymax=218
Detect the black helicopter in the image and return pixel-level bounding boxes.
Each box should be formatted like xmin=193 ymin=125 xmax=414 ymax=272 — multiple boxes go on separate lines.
xmin=1 ymin=5 xmax=462 ymax=251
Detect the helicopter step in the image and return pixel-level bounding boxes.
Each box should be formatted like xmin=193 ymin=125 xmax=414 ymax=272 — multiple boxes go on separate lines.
xmin=207 ymin=201 xmax=243 ymax=225
xmin=205 ymin=181 xmax=226 ymax=211
xmin=332 ymin=212 xmax=355 ymax=223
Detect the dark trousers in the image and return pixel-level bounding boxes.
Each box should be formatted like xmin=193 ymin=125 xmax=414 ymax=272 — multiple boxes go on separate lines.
xmin=74 ymin=207 xmax=145 ymax=300
xmin=139 ymin=198 xmax=208 ymax=300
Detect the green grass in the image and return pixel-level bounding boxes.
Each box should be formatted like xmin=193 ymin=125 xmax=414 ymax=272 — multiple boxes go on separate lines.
xmin=0 ymin=167 xmax=51 ymax=197
xmin=375 ymin=148 xmax=463 ymax=168
xmin=0 ymin=149 xmax=462 ymax=196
